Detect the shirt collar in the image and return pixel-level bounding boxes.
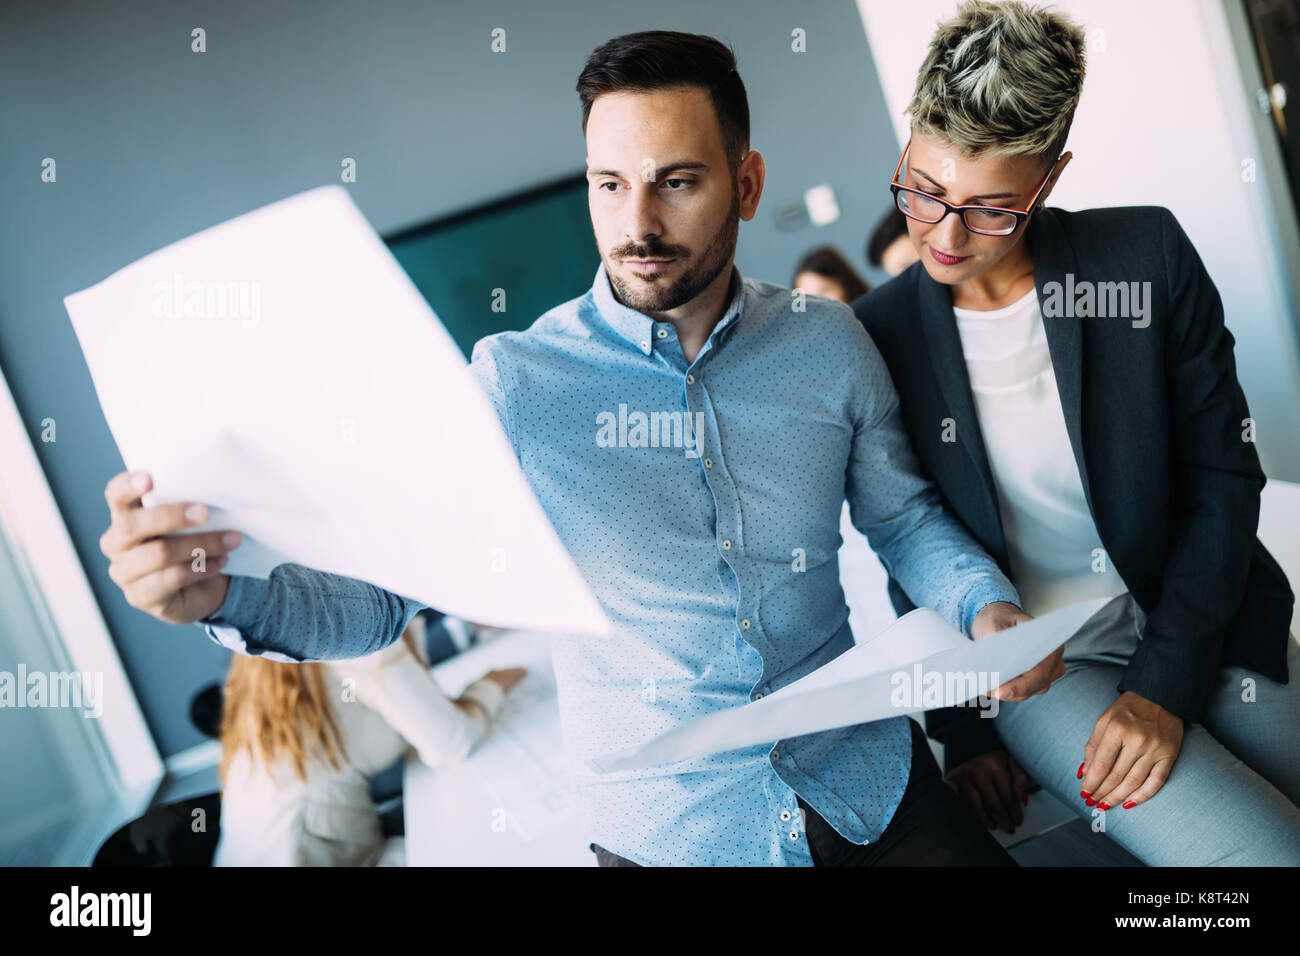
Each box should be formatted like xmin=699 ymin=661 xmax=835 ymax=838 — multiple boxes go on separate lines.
xmin=591 ymin=259 xmax=745 ymax=358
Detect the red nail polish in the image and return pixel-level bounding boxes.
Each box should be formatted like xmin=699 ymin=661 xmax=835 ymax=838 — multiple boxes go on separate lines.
xmin=1076 ymin=762 xmax=1085 ymax=780
xmin=1122 ymin=800 xmax=1136 ymax=809
xmin=1084 ymin=797 xmax=1097 ymax=807
xmin=1021 ymin=790 xmax=1029 ymax=806
xmin=1097 ymin=802 xmax=1110 ymax=811
xmin=1080 ymin=789 xmax=1090 ymax=798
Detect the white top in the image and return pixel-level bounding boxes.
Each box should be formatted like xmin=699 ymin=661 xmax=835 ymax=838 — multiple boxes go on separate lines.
xmin=213 ymin=616 xmax=506 ymax=867
xmin=952 ymin=287 xmax=1128 ymax=617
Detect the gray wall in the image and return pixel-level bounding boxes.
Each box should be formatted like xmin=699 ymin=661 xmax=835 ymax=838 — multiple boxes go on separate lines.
xmin=0 ymin=0 xmax=896 ymax=756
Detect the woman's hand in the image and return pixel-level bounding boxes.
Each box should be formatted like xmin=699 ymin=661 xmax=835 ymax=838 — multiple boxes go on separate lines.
xmin=945 ymin=749 xmax=1032 ymax=833
xmin=454 ymin=667 xmax=528 ymax=719
xmin=1079 ymin=691 xmax=1184 ymax=810
xmin=482 ymin=667 xmax=527 ymax=692
xmin=451 ymin=697 xmax=485 ymax=718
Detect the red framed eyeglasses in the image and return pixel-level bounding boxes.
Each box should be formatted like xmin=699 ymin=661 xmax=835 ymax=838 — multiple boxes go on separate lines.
xmin=889 ymin=139 xmax=1059 ymax=237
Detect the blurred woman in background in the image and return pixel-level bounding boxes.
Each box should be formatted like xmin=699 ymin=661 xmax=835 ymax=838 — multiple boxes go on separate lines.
xmin=866 ymin=206 xmax=919 ymax=278
xmin=792 ymin=245 xmax=870 ymax=304
xmin=214 ymin=612 xmax=524 ymax=866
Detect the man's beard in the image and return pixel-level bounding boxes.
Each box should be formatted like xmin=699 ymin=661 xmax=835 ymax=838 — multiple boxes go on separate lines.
xmin=607 ymin=186 xmax=740 ymax=313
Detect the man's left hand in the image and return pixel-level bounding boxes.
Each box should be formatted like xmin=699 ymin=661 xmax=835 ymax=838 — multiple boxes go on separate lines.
xmin=972 ymin=602 xmax=1062 ymax=700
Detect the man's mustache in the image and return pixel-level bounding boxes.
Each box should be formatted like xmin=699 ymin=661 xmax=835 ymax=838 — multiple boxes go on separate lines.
xmin=612 ymin=242 xmax=688 ymax=259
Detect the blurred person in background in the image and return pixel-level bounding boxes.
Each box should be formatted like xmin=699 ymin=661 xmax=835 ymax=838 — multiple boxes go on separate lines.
xmin=215 ymin=611 xmax=525 ymax=866
xmin=792 ymin=245 xmax=870 ymax=303
xmin=867 ymin=206 xmax=920 ymax=277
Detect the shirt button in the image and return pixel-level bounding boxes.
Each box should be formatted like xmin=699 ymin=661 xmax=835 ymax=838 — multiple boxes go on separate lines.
xmin=640 ymin=341 xmax=649 ymax=352
xmin=704 ymin=458 xmax=712 ymax=468
xmin=656 ymin=328 xmax=668 ymax=339
xmin=789 ymin=830 xmax=799 ymax=841
xmin=686 ymin=373 xmax=695 ymax=385
xmin=771 ymin=750 xmax=780 ymax=762
xmin=741 ymin=618 xmax=751 ymax=629
xmin=780 ymin=810 xmax=792 ymax=821
xmin=752 ymin=691 xmax=763 ymax=700
xmin=721 ymin=539 xmax=732 ymax=550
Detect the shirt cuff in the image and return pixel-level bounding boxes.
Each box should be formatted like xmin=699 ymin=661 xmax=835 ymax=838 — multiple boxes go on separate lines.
xmin=200 ymin=572 xmax=256 ymax=627
xmin=459 ymin=677 xmax=506 ymax=720
xmin=961 ymin=577 xmax=1022 ymax=637
xmin=197 ymin=575 xmax=307 ymax=663
xmin=201 ymin=622 xmax=306 ymax=664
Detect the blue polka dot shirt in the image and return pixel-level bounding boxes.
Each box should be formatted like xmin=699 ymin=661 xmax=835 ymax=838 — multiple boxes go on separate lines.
xmin=201 ymin=261 xmax=1019 ymax=865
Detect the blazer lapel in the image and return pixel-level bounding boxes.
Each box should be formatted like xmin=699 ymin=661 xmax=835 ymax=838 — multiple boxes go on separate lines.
xmin=917 ymin=269 xmax=1007 ymax=564
xmin=1029 ymin=209 xmax=1095 ymax=517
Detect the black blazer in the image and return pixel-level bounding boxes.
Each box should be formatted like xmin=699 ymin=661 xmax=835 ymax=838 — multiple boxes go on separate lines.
xmin=852 ymin=205 xmax=1294 ymax=772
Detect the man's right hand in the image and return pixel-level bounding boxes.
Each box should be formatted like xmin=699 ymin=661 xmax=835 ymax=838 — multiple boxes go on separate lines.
xmin=99 ymin=469 xmax=242 ymax=625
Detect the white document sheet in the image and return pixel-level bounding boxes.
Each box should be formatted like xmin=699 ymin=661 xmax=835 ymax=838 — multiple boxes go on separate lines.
xmin=589 ymin=597 xmax=1111 ymax=773
xmin=64 ymin=185 xmax=608 ymax=636
xmin=465 ymin=667 xmax=577 ymax=840
xmin=430 ymin=629 xmax=579 ymax=842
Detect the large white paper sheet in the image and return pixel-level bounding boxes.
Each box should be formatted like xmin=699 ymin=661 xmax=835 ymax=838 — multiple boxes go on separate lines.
xmin=590 ymin=597 xmax=1110 ymax=772
xmin=464 ymin=660 xmax=577 ymax=841
xmin=427 ymin=629 xmax=580 ymax=842
xmin=65 ymin=185 xmax=609 ymax=636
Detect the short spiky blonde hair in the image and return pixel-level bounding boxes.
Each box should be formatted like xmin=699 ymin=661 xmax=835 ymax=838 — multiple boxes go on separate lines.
xmin=906 ymin=0 xmax=1086 ymax=158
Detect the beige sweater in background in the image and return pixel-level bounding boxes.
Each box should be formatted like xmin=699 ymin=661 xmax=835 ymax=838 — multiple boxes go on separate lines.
xmin=214 ymin=617 xmax=505 ymax=866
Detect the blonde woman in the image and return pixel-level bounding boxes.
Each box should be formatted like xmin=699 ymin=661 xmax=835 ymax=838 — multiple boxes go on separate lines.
xmin=854 ymin=0 xmax=1299 ymax=864
xmin=214 ymin=612 xmax=524 ymax=866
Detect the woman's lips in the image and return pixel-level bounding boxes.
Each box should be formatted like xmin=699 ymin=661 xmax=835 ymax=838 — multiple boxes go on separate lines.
xmin=929 ymin=247 xmax=971 ymax=266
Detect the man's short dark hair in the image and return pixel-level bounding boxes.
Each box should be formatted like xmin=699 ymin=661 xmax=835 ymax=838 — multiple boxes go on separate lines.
xmin=577 ymin=31 xmax=750 ymax=171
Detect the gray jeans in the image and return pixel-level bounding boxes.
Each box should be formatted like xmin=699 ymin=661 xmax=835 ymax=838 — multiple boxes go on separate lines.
xmin=993 ymin=593 xmax=1300 ymax=865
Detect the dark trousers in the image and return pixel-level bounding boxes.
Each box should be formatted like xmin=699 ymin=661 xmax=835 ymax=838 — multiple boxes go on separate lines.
xmin=589 ymin=717 xmax=1016 ymax=866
